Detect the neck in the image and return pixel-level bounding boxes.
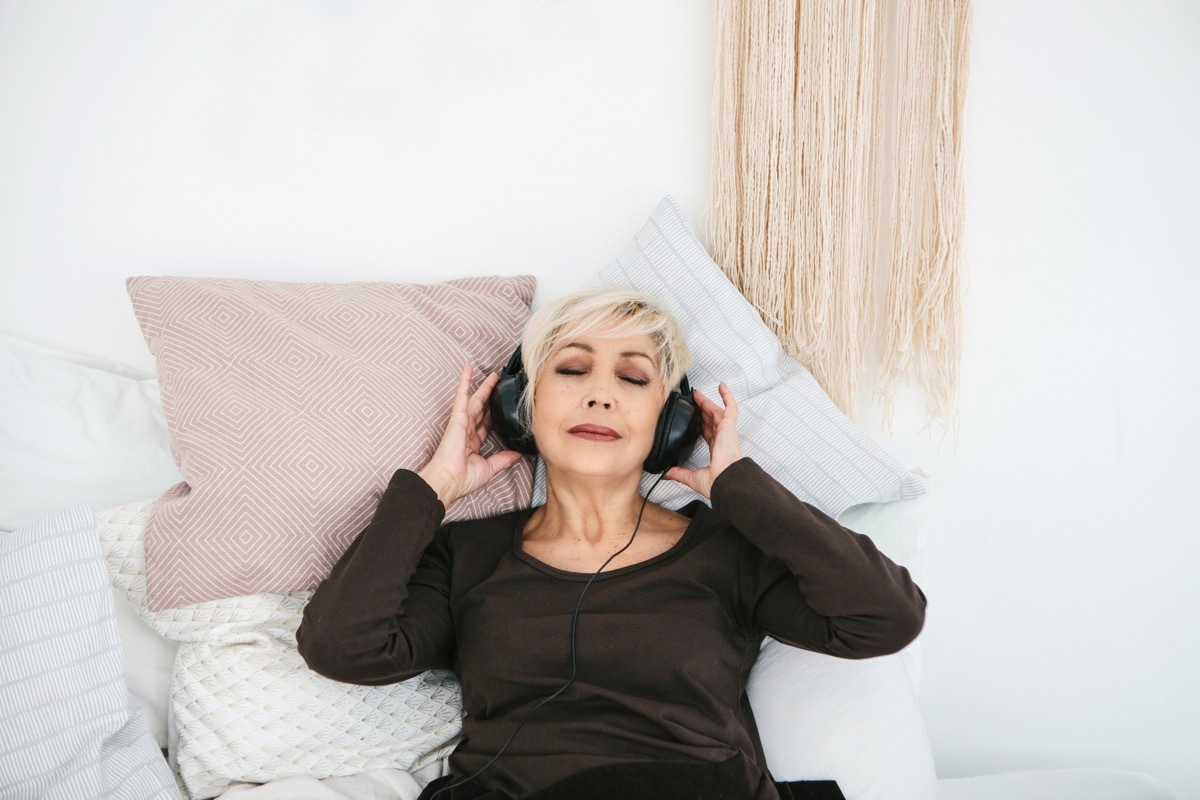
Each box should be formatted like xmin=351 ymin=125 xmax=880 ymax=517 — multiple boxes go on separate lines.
xmin=531 ymin=465 xmax=649 ymax=545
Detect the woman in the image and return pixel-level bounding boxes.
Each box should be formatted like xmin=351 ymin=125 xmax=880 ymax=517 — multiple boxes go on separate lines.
xmin=297 ymin=288 xmax=927 ymax=800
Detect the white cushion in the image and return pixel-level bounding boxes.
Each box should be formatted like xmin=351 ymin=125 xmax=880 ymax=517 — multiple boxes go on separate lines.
xmin=0 ymin=333 xmax=182 ymax=532
xmin=748 ymin=644 xmax=937 ymax=800
xmin=0 ymin=504 xmax=179 ymax=799
xmin=101 ymin=509 xmax=180 ymax=751
xmin=94 ymin=501 xmax=461 ymax=800
xmin=749 ymin=477 xmax=932 ymax=800
xmin=837 ymin=479 xmax=929 ymax=693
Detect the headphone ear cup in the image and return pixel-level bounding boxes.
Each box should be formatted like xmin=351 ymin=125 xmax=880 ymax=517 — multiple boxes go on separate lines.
xmin=643 ymin=385 xmax=701 ymax=474
xmin=489 ymin=346 xmax=538 ymax=456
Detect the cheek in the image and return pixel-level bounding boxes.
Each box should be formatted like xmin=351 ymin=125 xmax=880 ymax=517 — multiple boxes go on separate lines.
xmin=529 ymin=384 xmax=567 ymax=433
xmin=632 ymin=395 xmax=667 ymax=435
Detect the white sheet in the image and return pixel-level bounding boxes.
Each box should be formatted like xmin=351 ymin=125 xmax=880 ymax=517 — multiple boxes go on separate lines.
xmin=211 ymin=766 xmax=1179 ymax=800
xmin=936 ymin=768 xmax=1177 ymax=800
xmin=217 ymin=763 xmax=443 ymax=800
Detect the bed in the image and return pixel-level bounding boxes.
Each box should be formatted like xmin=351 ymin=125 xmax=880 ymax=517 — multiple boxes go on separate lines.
xmin=0 ymin=197 xmax=1176 ymax=800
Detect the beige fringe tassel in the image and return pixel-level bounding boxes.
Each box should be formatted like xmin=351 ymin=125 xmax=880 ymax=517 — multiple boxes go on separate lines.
xmin=880 ymin=0 xmax=972 ymax=440
xmin=708 ymin=0 xmax=972 ymax=440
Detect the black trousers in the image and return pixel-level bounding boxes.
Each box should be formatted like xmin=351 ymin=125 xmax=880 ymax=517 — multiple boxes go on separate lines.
xmin=417 ymin=759 xmax=846 ymax=800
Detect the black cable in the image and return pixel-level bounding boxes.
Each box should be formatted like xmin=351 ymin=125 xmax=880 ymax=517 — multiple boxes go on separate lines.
xmin=428 ymin=472 xmax=668 ymax=800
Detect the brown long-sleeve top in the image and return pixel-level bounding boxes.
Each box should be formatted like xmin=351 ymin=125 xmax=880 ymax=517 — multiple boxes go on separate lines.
xmin=297 ymin=457 xmax=927 ymax=799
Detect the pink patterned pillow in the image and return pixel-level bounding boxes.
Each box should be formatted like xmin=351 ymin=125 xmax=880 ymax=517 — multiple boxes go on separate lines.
xmin=127 ymin=275 xmax=535 ymax=610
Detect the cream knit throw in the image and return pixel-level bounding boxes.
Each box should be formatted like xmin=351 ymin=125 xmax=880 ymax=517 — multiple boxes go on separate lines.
xmin=708 ymin=0 xmax=973 ymax=439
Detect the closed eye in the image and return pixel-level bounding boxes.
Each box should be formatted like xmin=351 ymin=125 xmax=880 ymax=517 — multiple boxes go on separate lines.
xmin=555 ymin=367 xmax=649 ymax=387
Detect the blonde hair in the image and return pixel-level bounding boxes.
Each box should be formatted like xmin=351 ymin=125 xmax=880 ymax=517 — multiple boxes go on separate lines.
xmin=517 ymin=286 xmax=692 ymax=433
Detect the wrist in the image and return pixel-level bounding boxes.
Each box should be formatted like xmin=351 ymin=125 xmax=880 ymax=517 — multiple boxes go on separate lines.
xmin=711 ymin=455 xmax=748 ymax=491
xmin=416 ymin=468 xmax=456 ymax=507
xmin=709 ymin=451 xmax=743 ymax=485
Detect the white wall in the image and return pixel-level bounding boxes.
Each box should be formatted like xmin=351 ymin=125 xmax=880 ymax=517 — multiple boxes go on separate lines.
xmin=900 ymin=1 xmax=1199 ymax=793
xmin=0 ymin=0 xmax=715 ymax=370
xmin=2 ymin=1 xmax=1196 ymax=797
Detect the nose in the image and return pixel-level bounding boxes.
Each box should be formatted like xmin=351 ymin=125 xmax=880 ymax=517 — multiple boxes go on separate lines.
xmin=583 ymin=374 xmax=616 ymax=410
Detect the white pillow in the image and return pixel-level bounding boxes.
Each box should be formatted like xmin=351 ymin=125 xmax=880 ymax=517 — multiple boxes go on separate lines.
xmin=0 ymin=333 xmax=182 ymax=532
xmin=837 ymin=477 xmax=930 ymax=693
xmin=0 ymin=504 xmax=180 ymax=799
xmin=744 ymin=478 xmax=934 ymax=800
xmin=99 ymin=507 xmax=181 ymax=751
xmin=748 ymin=643 xmax=936 ymax=800
xmin=94 ymin=501 xmax=461 ymax=800
xmin=532 ymin=195 xmax=926 ymax=518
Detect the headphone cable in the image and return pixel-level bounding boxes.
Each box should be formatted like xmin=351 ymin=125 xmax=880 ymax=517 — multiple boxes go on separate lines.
xmin=428 ymin=471 xmax=667 ymax=799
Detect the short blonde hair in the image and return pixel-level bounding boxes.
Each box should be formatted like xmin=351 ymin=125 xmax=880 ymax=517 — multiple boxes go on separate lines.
xmin=517 ymin=286 xmax=692 ymax=433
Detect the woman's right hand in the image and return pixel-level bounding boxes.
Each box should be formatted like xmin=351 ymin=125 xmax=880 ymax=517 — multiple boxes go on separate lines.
xmin=417 ymin=362 xmax=524 ymax=507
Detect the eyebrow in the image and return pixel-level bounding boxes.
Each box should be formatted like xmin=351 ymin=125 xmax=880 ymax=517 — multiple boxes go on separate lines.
xmin=559 ymin=342 xmax=656 ymax=366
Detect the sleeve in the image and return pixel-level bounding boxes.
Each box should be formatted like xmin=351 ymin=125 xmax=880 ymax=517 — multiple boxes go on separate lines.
xmin=296 ymin=468 xmax=456 ymax=685
xmin=711 ymin=457 xmax=928 ymax=659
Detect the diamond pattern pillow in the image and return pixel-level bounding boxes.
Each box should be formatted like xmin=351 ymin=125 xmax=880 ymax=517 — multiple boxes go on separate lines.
xmin=127 ymin=275 xmax=535 ymax=610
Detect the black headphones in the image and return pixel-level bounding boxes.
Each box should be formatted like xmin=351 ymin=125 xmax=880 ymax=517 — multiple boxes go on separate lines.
xmin=488 ymin=344 xmax=702 ymax=474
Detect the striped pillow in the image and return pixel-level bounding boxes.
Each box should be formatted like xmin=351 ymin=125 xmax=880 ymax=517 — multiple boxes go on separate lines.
xmin=0 ymin=504 xmax=179 ymax=799
xmin=127 ymin=275 xmax=536 ymax=610
xmin=531 ymin=196 xmax=925 ymax=517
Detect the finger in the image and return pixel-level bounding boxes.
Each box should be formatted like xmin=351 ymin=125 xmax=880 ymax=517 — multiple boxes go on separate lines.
xmin=694 ymin=392 xmax=725 ymax=441
xmin=464 ymin=368 xmax=489 ymax=411
xmin=663 ymin=466 xmax=695 ymax=491
xmin=701 ymin=387 xmax=728 ymax=417
xmin=469 ymin=370 xmax=497 ymax=405
xmin=480 ymin=403 xmax=495 ymax=431
xmin=467 ymin=417 xmax=483 ymax=447
xmin=691 ymin=390 xmax=722 ymax=427
xmin=717 ymin=382 xmax=738 ymax=416
xmin=485 ymin=449 xmax=524 ymax=474
xmin=450 ymin=362 xmax=474 ymax=415
xmin=474 ymin=415 xmax=491 ymax=447
xmin=663 ymin=466 xmax=686 ymax=486
xmin=441 ymin=369 xmax=475 ymax=445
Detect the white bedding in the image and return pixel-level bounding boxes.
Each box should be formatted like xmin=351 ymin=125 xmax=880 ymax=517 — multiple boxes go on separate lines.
xmin=86 ymin=492 xmax=1176 ymax=800
xmin=211 ymin=768 xmax=1179 ymax=800
xmin=95 ymin=502 xmax=461 ymax=800
xmin=936 ymin=769 xmax=1176 ymax=800
xmin=216 ymin=763 xmax=443 ymax=800
xmin=92 ymin=493 xmax=935 ymax=800
xmin=1 ymin=322 xmax=1180 ymax=799
xmin=91 ymin=496 xmax=1175 ymax=800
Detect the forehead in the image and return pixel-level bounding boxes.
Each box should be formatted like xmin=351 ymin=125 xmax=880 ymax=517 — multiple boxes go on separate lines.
xmin=553 ymin=332 xmax=658 ymax=366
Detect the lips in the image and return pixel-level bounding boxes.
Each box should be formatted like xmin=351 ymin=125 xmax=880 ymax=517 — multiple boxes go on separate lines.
xmin=568 ymin=424 xmax=621 ymax=441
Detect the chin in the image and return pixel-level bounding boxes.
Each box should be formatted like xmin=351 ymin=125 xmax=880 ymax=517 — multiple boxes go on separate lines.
xmin=541 ymin=443 xmax=647 ymax=481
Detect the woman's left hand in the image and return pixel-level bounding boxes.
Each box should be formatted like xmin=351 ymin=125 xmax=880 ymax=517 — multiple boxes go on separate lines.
xmin=664 ymin=381 xmax=743 ymax=500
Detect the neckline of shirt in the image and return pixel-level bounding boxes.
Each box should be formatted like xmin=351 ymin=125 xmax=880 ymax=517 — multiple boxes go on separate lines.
xmin=508 ymin=502 xmax=708 ymax=582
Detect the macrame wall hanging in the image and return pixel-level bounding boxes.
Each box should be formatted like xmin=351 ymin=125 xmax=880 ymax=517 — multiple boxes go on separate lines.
xmin=708 ymin=0 xmax=973 ymax=441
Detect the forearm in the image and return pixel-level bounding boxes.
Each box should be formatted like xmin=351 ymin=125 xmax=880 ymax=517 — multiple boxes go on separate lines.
xmin=714 ymin=457 xmax=927 ymax=657
xmin=297 ymin=469 xmax=451 ymax=684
